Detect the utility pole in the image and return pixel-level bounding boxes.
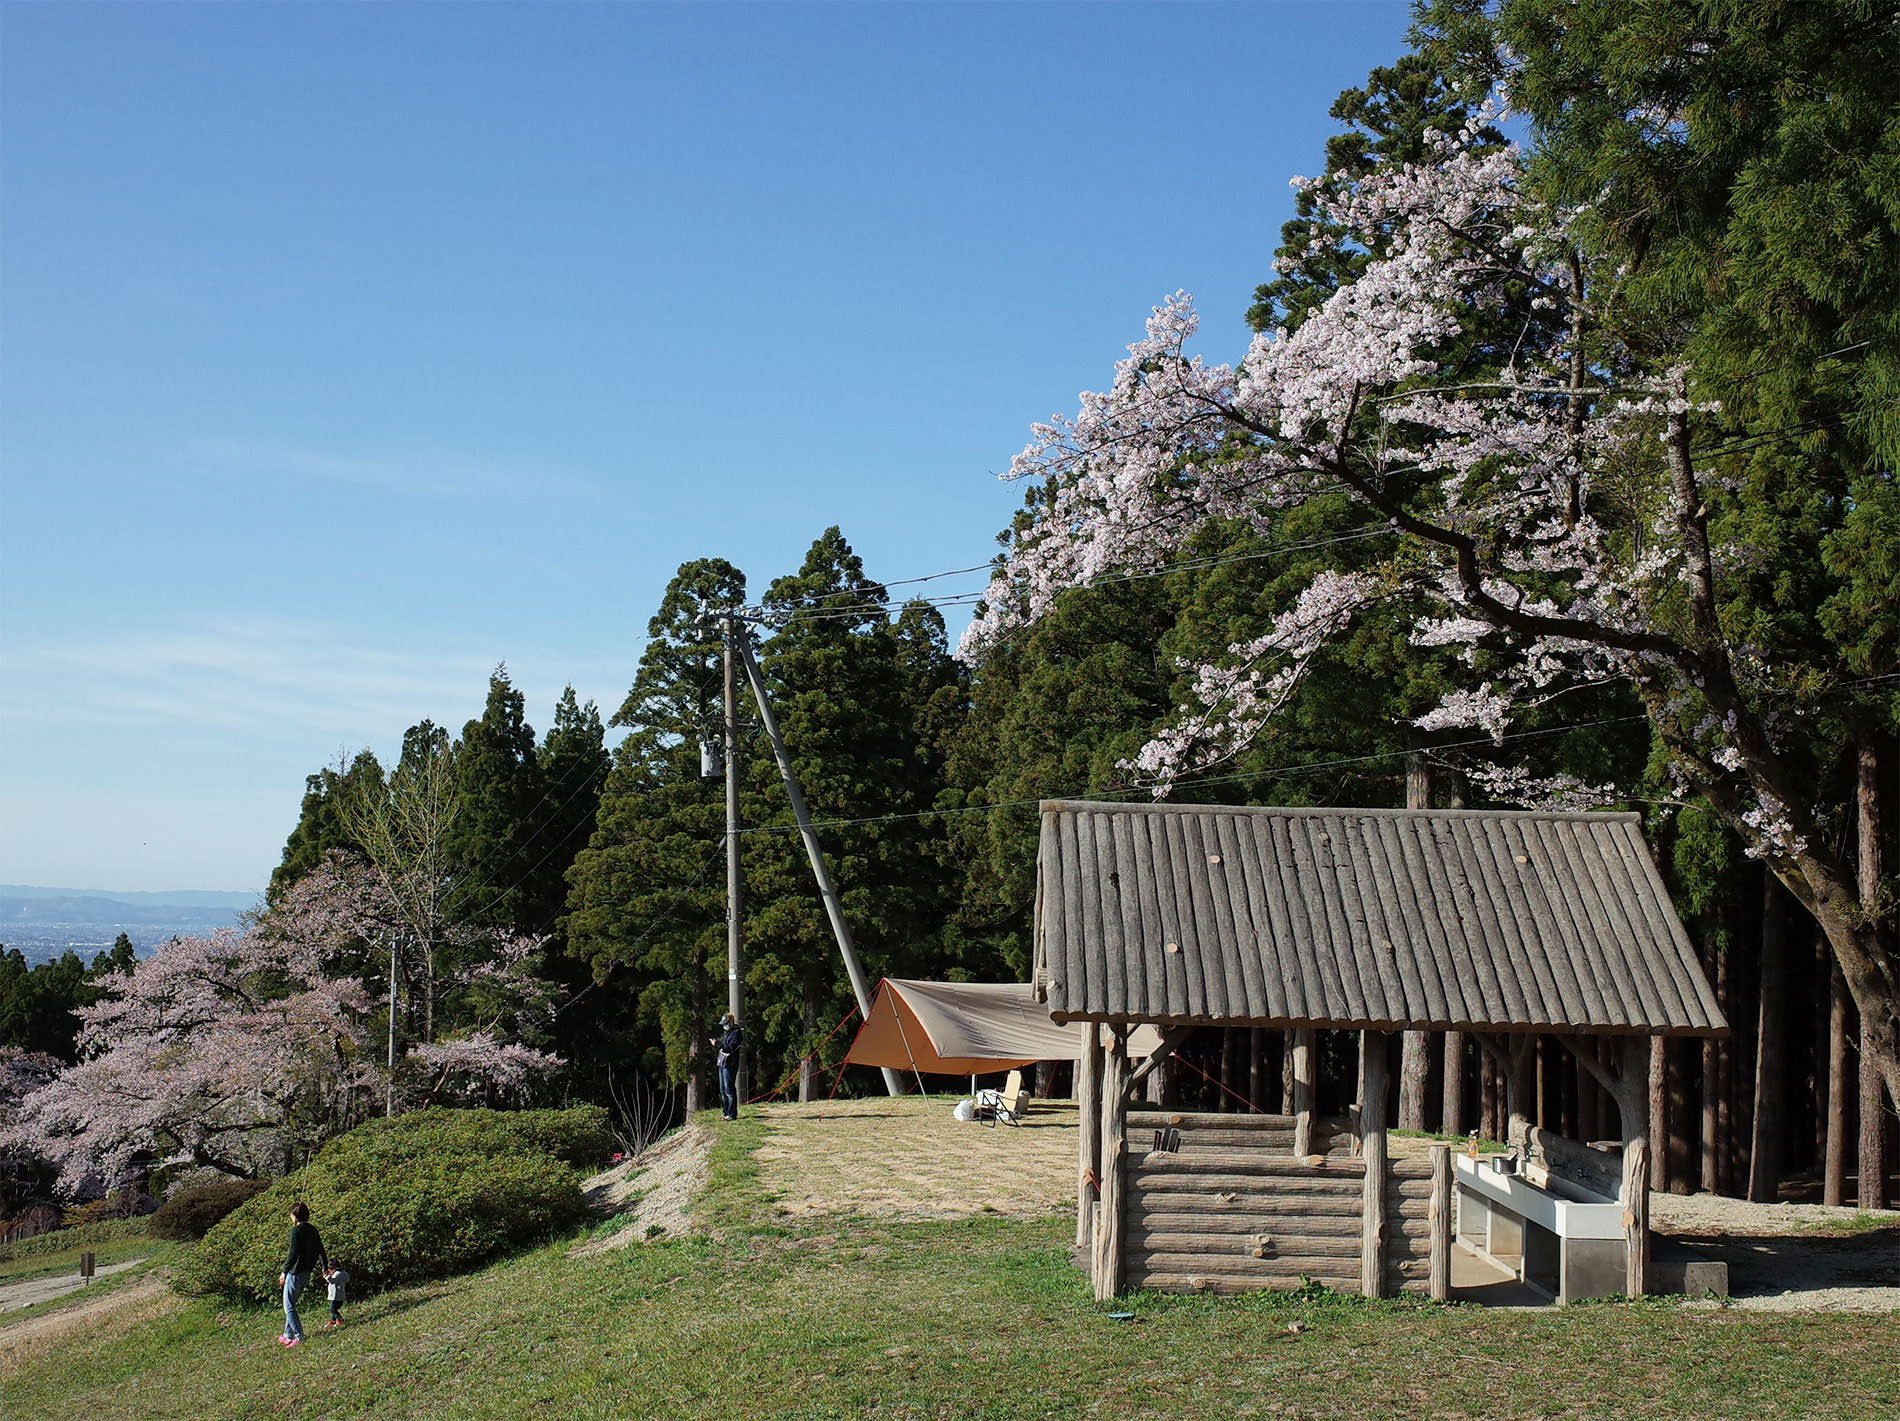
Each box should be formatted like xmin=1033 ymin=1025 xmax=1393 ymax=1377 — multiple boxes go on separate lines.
xmin=386 ymin=935 xmax=400 ymax=1117
xmin=734 ymin=626 xmax=904 ymax=1097
xmin=722 ymin=611 xmax=746 ymax=1105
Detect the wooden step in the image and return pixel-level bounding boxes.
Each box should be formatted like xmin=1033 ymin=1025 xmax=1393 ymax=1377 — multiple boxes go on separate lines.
xmin=1131 ymin=1212 xmax=1433 ymax=1240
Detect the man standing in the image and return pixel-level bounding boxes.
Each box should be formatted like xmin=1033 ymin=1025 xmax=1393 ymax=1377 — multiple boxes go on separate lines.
xmin=713 ymin=1013 xmax=744 ymax=1121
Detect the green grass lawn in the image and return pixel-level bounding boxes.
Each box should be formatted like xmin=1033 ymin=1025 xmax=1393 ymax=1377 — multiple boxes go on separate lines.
xmin=0 ymin=1231 xmax=168 ymax=1286
xmin=3 ymin=1117 xmax=1895 ymax=1421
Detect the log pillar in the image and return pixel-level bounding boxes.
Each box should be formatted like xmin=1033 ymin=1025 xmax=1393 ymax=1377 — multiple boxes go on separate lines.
xmin=1076 ymin=1021 xmax=1102 ymax=1250
xmin=1360 ymin=1030 xmax=1390 ymax=1298
xmin=1290 ymin=1028 xmax=1316 ymax=1157
xmin=1091 ymin=1025 xmax=1130 ymax=1301
xmin=1428 ymin=1143 xmax=1452 ymax=1302
xmin=1617 ymin=1035 xmax=1651 ymax=1297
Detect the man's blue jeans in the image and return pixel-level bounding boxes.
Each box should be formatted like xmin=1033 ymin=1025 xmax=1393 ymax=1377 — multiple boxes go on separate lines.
xmin=718 ymin=1061 xmax=739 ymax=1118
xmin=283 ymin=1271 xmax=308 ymax=1341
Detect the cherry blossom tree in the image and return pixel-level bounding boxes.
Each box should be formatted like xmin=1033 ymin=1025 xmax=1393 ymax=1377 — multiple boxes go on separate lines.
xmin=961 ymin=121 xmax=1899 ymax=1102
xmin=2 ymin=853 xmax=562 ymax=1197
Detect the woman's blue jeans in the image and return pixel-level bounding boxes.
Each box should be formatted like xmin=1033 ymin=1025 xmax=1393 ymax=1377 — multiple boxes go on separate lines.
xmin=283 ymin=1271 xmax=308 ymax=1340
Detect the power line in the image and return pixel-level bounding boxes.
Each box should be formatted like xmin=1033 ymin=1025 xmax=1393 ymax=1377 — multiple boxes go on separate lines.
xmin=724 ymin=669 xmax=1900 ymax=841
xmin=746 ymin=524 xmax=1396 ymax=628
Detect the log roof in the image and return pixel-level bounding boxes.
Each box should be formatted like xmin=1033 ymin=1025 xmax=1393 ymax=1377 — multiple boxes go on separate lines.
xmin=1033 ymin=800 xmax=1726 ymax=1037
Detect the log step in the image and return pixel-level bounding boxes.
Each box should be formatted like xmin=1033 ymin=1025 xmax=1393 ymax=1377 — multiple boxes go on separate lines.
xmin=1132 ymin=1272 xmax=1363 ymax=1295
xmin=1132 ymin=1213 xmax=1434 ymax=1240
xmin=1128 ymin=1252 xmax=1432 ymax=1280
xmin=1130 ymin=1232 xmax=1363 ymax=1260
xmin=1124 ymin=1162 xmax=1368 ymax=1185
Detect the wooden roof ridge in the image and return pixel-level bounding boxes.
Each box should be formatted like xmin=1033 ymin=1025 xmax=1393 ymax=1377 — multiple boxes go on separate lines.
xmin=1039 ymin=797 xmax=1645 ymax=825
xmin=1033 ymin=799 xmax=1727 ymax=1039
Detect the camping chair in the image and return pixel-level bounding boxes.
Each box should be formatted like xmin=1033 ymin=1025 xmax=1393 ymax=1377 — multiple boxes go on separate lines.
xmin=972 ymin=1069 xmax=1030 ymax=1128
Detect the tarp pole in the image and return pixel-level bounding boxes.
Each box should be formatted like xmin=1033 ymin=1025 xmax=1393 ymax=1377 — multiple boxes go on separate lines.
xmin=736 ymin=629 xmax=904 ymax=1097
xmin=885 ymin=985 xmax=931 ymax=1098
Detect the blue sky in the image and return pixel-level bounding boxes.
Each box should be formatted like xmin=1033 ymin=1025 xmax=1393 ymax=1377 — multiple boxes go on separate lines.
xmin=1 ymin=1 xmax=1415 ymax=892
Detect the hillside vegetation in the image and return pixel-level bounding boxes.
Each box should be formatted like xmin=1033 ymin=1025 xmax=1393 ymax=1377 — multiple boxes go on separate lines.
xmin=3 ymin=1105 xmax=1896 ymax=1420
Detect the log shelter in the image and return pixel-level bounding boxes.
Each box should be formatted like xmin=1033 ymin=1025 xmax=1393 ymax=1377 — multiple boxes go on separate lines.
xmin=1033 ymin=800 xmax=1728 ymax=1302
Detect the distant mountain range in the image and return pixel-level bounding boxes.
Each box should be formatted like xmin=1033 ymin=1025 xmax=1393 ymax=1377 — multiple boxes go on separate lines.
xmin=1 ymin=885 xmax=260 ymax=965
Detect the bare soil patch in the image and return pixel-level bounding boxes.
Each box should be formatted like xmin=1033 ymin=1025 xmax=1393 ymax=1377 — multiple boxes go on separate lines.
xmin=753 ymin=1095 xmax=1077 ymax=1220
xmin=574 ymin=1120 xmax=714 ymax=1252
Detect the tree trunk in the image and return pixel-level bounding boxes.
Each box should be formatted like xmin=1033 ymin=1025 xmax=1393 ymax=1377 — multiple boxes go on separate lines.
xmin=1248 ymin=1028 xmax=1266 ymax=1114
xmin=799 ymin=997 xmax=817 ymax=1103
xmin=1442 ymin=1030 xmax=1465 ymax=1137
xmin=1667 ymin=1037 xmax=1693 ymax=1193
xmin=1715 ymin=938 xmax=1737 ymax=1195
xmin=1825 ymin=959 xmax=1851 ymax=1206
xmin=1857 ymin=740 xmax=1892 ymax=1211
xmin=1749 ymin=876 xmax=1787 ymax=1202
xmin=1281 ymin=1029 xmax=1296 ymax=1114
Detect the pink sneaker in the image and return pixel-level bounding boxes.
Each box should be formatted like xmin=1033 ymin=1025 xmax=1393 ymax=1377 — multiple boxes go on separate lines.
xmin=278 ymin=1335 xmax=290 ymax=1346
xmin=285 ymin=1337 xmax=301 ymax=1348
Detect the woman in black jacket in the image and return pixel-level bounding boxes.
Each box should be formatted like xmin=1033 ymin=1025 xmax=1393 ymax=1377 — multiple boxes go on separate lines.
xmin=277 ymin=1201 xmax=328 ymax=1347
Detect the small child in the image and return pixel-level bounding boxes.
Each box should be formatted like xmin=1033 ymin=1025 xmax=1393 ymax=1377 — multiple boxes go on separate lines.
xmin=323 ymin=1265 xmax=349 ymax=1328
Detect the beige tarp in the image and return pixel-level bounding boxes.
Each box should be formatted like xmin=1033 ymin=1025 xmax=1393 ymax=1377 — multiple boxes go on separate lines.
xmin=844 ymin=978 xmax=1161 ymax=1075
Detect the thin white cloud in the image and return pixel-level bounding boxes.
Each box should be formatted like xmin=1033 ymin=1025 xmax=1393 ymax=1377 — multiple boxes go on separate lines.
xmin=172 ymin=437 xmax=609 ymax=505
xmin=2 ymin=618 xmax=637 ymax=742
xmin=3 ymin=619 xmax=497 ymax=739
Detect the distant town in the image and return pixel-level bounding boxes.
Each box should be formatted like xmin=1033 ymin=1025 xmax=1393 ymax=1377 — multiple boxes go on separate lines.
xmin=0 ymin=885 xmax=258 ymax=964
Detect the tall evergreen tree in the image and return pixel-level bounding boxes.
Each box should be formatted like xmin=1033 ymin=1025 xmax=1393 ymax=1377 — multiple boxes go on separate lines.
xmin=743 ymin=529 xmax=961 ymax=1090
xmin=270 ymin=750 xmax=385 ymax=900
xmin=566 ymin=559 xmax=744 ymax=1108
xmin=529 ymin=687 xmax=611 ymax=937
xmin=444 ymin=666 xmax=548 ymax=931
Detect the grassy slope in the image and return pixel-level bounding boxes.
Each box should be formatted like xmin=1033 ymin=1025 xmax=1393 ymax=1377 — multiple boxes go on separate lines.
xmin=3 ymin=1115 xmax=1896 ymax=1421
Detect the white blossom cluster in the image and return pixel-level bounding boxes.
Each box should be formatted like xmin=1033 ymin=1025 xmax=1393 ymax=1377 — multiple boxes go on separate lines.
xmin=960 ymin=117 xmax=1797 ymax=842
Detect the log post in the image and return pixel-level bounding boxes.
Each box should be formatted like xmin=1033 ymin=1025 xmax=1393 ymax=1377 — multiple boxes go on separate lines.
xmin=1360 ymin=1030 xmax=1390 ymax=1298
xmin=1623 ymin=1135 xmax=1651 ymax=1298
xmin=1650 ymin=1034 xmax=1671 ymax=1193
xmin=1290 ymin=1028 xmax=1316 ymax=1157
xmin=1091 ymin=1025 xmax=1130 ymax=1301
xmin=1076 ymin=1021 xmax=1102 ymax=1250
xmin=1428 ymin=1142 xmax=1452 ymax=1302
xmin=1618 ymin=1035 xmax=1651 ymax=1297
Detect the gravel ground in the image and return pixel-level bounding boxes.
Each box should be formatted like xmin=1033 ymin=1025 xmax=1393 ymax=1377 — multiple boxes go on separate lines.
xmin=1652 ymin=1193 xmax=1899 ymax=1312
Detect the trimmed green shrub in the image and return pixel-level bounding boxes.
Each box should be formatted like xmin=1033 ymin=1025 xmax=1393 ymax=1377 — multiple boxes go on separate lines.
xmin=0 ymin=1215 xmax=150 ymax=1264
xmin=328 ymin=1105 xmax=614 ymax=1172
xmin=150 ymin=1179 xmax=271 ymax=1241
xmin=174 ymin=1107 xmax=596 ymax=1304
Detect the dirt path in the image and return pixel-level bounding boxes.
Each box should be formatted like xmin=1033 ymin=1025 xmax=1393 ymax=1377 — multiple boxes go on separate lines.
xmin=0 ymin=1274 xmax=178 ymax=1375
xmin=0 ymin=1259 xmax=148 ymax=1314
